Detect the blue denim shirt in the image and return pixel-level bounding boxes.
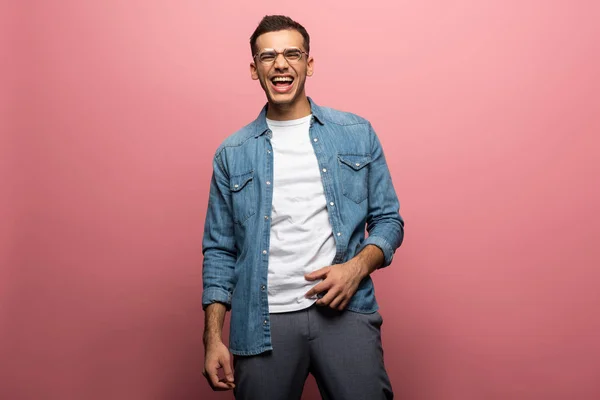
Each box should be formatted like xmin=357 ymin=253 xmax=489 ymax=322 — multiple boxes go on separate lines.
xmin=202 ymin=98 xmax=404 ymax=356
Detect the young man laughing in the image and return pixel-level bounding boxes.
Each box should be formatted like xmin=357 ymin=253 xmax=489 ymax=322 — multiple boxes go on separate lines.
xmin=202 ymin=15 xmax=404 ymax=400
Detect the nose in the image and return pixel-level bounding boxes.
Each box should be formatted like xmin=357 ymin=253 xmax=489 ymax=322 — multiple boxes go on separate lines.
xmin=273 ymin=52 xmax=289 ymax=70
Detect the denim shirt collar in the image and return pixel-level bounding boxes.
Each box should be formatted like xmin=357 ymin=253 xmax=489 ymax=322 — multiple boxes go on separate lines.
xmin=253 ymin=97 xmax=325 ymax=138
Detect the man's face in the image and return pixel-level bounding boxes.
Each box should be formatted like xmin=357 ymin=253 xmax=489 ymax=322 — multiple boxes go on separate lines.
xmin=250 ymin=30 xmax=314 ymax=106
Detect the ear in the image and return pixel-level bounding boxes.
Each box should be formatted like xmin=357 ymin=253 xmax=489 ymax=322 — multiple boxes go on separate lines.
xmin=250 ymin=62 xmax=259 ymax=80
xmin=306 ymin=55 xmax=314 ymax=77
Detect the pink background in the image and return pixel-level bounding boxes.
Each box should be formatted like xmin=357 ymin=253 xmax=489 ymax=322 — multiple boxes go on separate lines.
xmin=2 ymin=1 xmax=599 ymax=399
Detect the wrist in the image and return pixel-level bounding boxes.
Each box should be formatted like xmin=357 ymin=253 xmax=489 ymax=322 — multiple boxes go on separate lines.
xmin=354 ymin=245 xmax=384 ymax=278
xmin=203 ymin=331 xmax=223 ymax=347
xmin=348 ymin=256 xmax=371 ymax=280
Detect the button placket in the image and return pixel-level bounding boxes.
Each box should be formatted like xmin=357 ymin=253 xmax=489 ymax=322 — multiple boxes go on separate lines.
xmin=258 ymin=134 xmax=273 ymax=339
xmin=309 ymin=123 xmax=344 ymax=256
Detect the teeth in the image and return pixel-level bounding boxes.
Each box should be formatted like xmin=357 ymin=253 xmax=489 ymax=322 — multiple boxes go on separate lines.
xmin=272 ymin=77 xmax=293 ymax=82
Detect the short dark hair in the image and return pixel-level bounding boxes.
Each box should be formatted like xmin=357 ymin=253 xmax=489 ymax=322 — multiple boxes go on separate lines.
xmin=250 ymin=15 xmax=310 ymax=56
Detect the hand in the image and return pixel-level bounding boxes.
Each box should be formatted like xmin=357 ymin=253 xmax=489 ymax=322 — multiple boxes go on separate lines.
xmin=202 ymin=339 xmax=235 ymax=391
xmin=304 ymin=260 xmax=366 ymax=311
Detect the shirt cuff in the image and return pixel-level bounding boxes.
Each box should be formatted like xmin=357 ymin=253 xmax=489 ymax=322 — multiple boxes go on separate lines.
xmin=360 ymin=235 xmax=395 ymax=268
xmin=202 ymin=286 xmax=232 ymax=310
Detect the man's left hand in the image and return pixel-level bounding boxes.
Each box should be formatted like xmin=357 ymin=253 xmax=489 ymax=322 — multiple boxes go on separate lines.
xmin=304 ymin=259 xmax=366 ymax=311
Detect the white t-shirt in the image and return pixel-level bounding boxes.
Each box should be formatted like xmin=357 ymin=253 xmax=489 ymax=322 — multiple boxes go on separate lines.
xmin=266 ymin=114 xmax=336 ymax=313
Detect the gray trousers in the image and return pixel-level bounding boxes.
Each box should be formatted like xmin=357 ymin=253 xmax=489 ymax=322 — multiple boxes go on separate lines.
xmin=233 ymin=304 xmax=393 ymax=400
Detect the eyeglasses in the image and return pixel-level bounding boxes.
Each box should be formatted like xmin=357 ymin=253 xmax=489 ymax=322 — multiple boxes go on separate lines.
xmin=253 ymin=47 xmax=309 ymax=65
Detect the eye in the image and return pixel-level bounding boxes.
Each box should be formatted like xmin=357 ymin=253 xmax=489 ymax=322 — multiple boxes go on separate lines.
xmin=284 ymin=49 xmax=302 ymax=61
xmin=259 ymin=52 xmax=276 ymax=63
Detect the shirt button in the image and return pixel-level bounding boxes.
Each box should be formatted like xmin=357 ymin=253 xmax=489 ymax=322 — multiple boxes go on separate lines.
xmin=266 ymin=181 xmax=271 ymax=185
xmin=263 ymin=320 xmax=268 ymax=325
xmin=267 ymin=149 xmax=271 ymax=154
xmin=264 ymin=215 xmax=269 ymax=220
xmin=330 ymin=202 xmax=335 ymax=206
xmin=234 ymin=184 xmax=239 ymax=188
xmin=262 ymin=250 xmax=267 ymax=254
xmin=313 ymin=138 xmax=318 ymax=142
xmin=337 ymin=232 xmax=341 ymax=236
xmin=355 ymin=163 xmax=360 ymax=167
xmin=261 ymin=285 xmax=266 ymax=291
xmin=322 ymin=168 xmax=327 ymax=172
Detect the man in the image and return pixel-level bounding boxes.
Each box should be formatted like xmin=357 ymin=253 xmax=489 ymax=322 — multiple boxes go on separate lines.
xmin=202 ymin=15 xmax=404 ymax=400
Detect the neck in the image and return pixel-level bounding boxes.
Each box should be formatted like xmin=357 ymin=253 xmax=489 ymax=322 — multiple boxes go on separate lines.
xmin=266 ymin=95 xmax=311 ymax=121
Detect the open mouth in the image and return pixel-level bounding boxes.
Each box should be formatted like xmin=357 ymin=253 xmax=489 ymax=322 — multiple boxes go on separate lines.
xmin=270 ymin=76 xmax=294 ymax=93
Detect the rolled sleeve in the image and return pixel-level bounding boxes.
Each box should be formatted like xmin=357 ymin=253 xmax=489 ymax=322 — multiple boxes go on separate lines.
xmin=202 ymin=151 xmax=237 ymax=311
xmin=363 ymin=122 xmax=405 ymax=269
xmin=359 ymin=235 xmax=396 ymax=267
xmin=202 ymin=286 xmax=233 ymax=310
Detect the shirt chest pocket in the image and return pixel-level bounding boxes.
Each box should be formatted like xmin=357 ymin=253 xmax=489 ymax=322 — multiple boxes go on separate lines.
xmin=230 ymin=170 xmax=257 ymax=225
xmin=338 ymin=154 xmax=372 ymax=204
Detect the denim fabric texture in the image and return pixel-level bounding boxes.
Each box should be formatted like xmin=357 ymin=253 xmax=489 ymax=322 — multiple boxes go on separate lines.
xmin=202 ymin=98 xmax=404 ymax=355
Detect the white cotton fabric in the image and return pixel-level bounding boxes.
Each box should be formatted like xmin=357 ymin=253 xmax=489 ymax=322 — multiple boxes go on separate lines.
xmin=266 ymin=115 xmax=336 ymax=313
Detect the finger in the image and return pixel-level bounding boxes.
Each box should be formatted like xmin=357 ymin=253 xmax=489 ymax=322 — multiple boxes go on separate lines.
xmin=337 ymin=299 xmax=349 ymax=311
xmin=218 ymin=377 xmax=236 ymax=389
xmin=208 ymin=372 xmax=234 ymax=391
xmin=329 ymin=294 xmax=345 ymax=310
xmin=205 ymin=362 xmax=232 ymax=390
xmin=305 ymin=266 xmax=330 ymax=281
xmin=305 ymin=281 xmax=332 ymax=298
xmin=215 ymin=378 xmax=235 ymax=391
xmin=316 ymin=288 xmax=339 ymax=306
xmin=222 ymin=356 xmax=235 ymax=383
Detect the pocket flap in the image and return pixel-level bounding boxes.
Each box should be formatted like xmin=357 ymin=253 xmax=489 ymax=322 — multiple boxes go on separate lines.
xmin=230 ymin=170 xmax=254 ymax=192
xmin=338 ymin=154 xmax=372 ymax=171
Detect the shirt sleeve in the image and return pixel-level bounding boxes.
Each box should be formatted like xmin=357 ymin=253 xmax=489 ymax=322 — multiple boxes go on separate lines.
xmin=202 ymin=151 xmax=237 ymax=310
xmin=358 ymin=122 xmax=405 ymax=268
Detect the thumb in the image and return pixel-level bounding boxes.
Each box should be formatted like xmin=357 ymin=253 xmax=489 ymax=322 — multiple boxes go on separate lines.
xmin=305 ymin=266 xmax=330 ymax=281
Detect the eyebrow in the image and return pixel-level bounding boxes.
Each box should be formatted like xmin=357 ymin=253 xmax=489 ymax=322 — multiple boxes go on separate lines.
xmin=259 ymin=47 xmax=303 ymax=52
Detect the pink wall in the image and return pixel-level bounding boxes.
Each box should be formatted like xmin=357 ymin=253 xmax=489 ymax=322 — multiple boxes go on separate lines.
xmin=2 ymin=1 xmax=599 ymax=399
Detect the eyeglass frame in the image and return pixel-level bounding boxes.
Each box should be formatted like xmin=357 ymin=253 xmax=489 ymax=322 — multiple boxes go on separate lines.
xmin=253 ymin=47 xmax=310 ymax=65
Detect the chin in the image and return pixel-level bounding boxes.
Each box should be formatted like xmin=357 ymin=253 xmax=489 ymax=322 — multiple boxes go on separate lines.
xmin=270 ymin=97 xmax=295 ymax=106
xmin=267 ymin=93 xmax=296 ymax=105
